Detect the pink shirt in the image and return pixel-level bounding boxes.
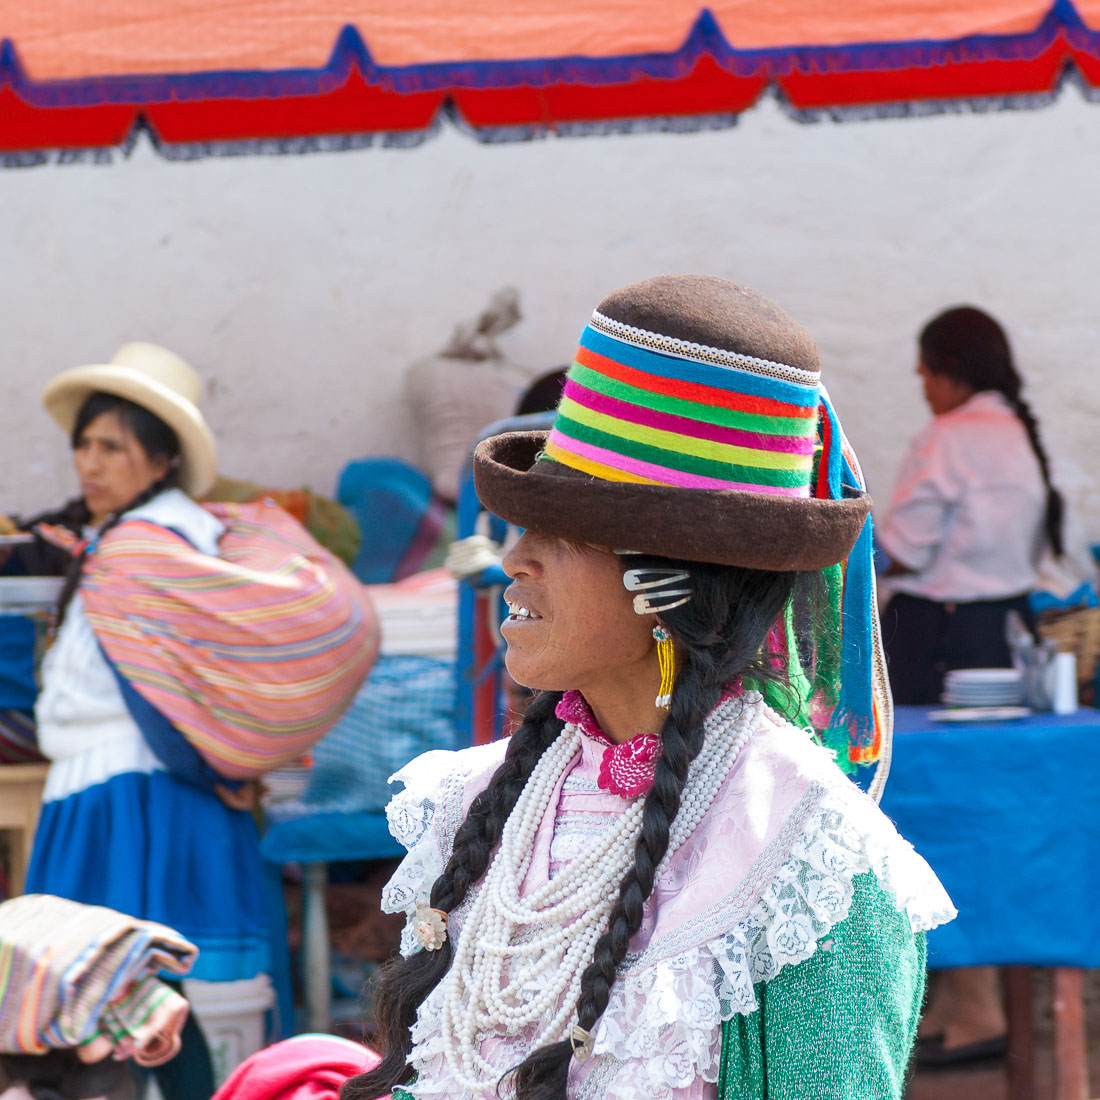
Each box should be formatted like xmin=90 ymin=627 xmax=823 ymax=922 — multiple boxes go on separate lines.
xmin=384 ymin=697 xmax=954 ymax=1100
xmin=880 ymin=390 xmax=1046 ymax=602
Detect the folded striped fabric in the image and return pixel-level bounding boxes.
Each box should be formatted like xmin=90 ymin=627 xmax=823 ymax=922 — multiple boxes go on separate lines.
xmin=0 ymin=894 xmax=196 ymax=1056
xmin=80 ymin=499 xmax=381 ymax=779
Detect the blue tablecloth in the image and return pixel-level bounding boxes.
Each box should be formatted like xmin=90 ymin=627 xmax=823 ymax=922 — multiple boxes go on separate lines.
xmin=880 ymin=705 xmax=1100 ymax=968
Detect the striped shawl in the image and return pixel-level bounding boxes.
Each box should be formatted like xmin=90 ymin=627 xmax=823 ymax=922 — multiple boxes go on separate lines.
xmin=80 ymin=499 xmax=380 ymax=779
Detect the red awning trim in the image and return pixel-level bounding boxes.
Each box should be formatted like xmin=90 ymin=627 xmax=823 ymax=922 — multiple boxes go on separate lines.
xmin=2 ymin=2 xmax=1099 ymax=163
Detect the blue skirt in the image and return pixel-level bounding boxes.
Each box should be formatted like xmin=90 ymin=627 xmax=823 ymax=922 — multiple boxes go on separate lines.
xmin=27 ymin=769 xmax=269 ymax=982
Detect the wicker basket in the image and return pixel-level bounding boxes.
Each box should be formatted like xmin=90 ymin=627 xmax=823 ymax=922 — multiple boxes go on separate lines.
xmin=1036 ymin=605 xmax=1100 ymax=686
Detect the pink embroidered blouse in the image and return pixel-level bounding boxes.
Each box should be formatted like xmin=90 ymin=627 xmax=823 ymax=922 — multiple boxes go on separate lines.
xmin=383 ymin=696 xmax=955 ymax=1100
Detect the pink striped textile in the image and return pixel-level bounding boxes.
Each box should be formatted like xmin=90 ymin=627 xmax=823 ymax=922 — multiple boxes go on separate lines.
xmin=0 ymin=893 xmax=195 ymax=1056
xmin=80 ymin=499 xmax=380 ymax=779
xmin=543 ymin=431 xmax=810 ymax=496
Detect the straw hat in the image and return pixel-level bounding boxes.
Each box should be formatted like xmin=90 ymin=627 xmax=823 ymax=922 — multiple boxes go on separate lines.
xmin=41 ymin=342 xmax=217 ymax=497
xmin=473 ymin=275 xmax=870 ymax=570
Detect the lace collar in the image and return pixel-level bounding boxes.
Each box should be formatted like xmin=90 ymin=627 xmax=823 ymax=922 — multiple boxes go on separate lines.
xmin=382 ymin=702 xmax=956 ymax=1100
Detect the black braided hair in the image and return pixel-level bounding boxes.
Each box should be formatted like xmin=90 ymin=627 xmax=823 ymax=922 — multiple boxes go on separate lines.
xmin=344 ymin=557 xmax=804 ymax=1100
xmin=343 ymin=689 xmax=566 ymax=1099
xmin=504 ymin=559 xmax=798 ymax=1100
xmin=53 ymin=392 xmax=182 ymax=628
xmin=919 ymin=306 xmax=1065 ymax=557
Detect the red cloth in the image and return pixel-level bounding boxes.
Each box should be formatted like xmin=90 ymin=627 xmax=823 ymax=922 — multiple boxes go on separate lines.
xmin=211 ymin=1035 xmax=386 ymax=1100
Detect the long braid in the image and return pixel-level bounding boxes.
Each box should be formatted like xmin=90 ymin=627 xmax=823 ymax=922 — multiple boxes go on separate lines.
xmin=53 ymin=478 xmax=174 ymax=629
xmin=342 ymin=691 xmax=565 ymax=1100
xmin=504 ymin=562 xmax=798 ymax=1100
xmin=1007 ymin=393 xmax=1065 ymax=557
xmin=919 ymin=305 xmax=1065 ymax=558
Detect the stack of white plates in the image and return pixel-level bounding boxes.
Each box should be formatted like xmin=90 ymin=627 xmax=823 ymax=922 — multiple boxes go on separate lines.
xmin=941 ymin=668 xmax=1024 ymax=707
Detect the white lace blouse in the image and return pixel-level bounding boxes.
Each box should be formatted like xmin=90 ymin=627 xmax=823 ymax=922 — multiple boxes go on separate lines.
xmin=35 ymin=489 xmax=224 ymax=803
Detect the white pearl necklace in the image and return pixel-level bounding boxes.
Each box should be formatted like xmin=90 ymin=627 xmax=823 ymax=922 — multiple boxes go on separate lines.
xmin=432 ymin=693 xmax=761 ymax=1096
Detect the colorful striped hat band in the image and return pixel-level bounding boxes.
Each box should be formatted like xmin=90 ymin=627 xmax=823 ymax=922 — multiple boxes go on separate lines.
xmin=534 ymin=309 xmax=892 ymax=799
xmin=542 ymin=310 xmax=825 ymax=499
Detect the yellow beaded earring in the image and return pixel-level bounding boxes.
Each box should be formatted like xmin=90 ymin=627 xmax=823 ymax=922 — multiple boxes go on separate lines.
xmin=621 ymin=567 xmax=688 ymax=709
xmin=653 ymin=623 xmax=675 ymax=709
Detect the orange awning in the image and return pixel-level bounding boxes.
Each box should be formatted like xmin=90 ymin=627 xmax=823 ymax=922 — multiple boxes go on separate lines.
xmin=3 ymin=1 xmax=1098 ymax=161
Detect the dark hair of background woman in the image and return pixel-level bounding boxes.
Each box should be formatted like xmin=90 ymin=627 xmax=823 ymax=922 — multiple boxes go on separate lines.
xmin=514 ymin=368 xmax=568 ymax=417
xmin=919 ymin=305 xmax=1064 ymax=557
xmin=54 ymin=392 xmax=181 ymax=625
xmin=342 ymin=556 xmax=807 ymax=1100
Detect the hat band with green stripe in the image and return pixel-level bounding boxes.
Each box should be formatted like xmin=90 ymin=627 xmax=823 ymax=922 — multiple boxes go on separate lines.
xmin=542 ymin=310 xmax=821 ymax=498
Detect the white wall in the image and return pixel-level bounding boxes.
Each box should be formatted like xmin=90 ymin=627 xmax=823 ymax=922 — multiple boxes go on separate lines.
xmin=3 ymin=88 xmax=1099 ymax=546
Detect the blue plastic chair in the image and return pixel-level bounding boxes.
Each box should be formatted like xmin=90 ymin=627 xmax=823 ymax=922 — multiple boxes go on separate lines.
xmin=453 ymin=412 xmax=555 ymax=746
xmin=335 ymin=457 xmax=442 ymax=584
xmin=265 ymin=456 xmax=447 ymax=1029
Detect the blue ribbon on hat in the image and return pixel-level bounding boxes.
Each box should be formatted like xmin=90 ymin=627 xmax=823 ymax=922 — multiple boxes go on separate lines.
xmin=817 ymin=390 xmax=886 ymax=793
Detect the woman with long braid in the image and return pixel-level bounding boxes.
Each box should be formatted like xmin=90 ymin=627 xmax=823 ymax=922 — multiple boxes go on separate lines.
xmin=879 ymin=307 xmax=1064 ymax=1067
xmin=880 ymin=305 xmax=1063 ymax=705
xmin=331 ymin=275 xmax=953 ymax=1100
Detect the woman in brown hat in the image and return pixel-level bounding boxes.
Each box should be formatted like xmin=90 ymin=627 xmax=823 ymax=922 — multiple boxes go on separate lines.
xmin=343 ymin=275 xmax=953 ymax=1100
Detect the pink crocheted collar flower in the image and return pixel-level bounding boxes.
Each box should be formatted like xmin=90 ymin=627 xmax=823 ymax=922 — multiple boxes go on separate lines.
xmin=555 ymin=690 xmax=606 ymax=742
xmin=555 ymin=690 xmax=662 ymax=799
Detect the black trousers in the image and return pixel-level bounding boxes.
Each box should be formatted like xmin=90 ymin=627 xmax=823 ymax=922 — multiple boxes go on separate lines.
xmin=882 ymin=591 xmax=1035 ymax=706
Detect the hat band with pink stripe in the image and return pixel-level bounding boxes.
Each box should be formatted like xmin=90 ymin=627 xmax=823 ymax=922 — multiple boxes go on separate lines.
xmin=541 ymin=310 xmax=822 ymax=498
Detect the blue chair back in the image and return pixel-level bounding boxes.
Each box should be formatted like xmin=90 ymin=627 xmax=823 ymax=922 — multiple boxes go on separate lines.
xmin=0 ymin=616 xmax=37 ymax=712
xmin=336 ymin=457 xmax=435 ymax=584
xmin=453 ymin=412 xmax=555 ymax=744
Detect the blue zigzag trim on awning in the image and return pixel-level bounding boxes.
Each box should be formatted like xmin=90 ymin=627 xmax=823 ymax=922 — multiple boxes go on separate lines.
xmin=2 ymin=1 xmax=1100 ymax=110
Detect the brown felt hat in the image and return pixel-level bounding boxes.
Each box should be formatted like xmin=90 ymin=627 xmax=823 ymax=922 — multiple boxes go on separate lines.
xmin=473 ymin=274 xmax=871 ymax=571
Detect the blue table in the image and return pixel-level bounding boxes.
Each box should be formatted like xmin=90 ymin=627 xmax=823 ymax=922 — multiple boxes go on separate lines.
xmin=261 ymin=812 xmax=402 ymax=867
xmin=262 ymin=812 xmax=404 ymax=1034
xmin=881 ymin=705 xmax=1100 ymax=1100
xmin=881 ymin=705 xmax=1100 ymax=968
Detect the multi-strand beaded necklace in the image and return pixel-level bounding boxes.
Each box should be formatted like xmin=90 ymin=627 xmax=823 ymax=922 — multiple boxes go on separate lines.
xmin=433 ymin=693 xmax=760 ymax=1095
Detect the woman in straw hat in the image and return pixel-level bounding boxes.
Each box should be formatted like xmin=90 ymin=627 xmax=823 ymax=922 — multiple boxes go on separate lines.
xmin=339 ymin=275 xmax=954 ymax=1100
xmin=22 ymin=344 xmax=267 ymax=1100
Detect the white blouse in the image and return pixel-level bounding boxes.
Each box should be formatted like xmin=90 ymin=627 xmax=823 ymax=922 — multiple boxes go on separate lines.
xmin=878 ymin=390 xmax=1047 ymax=603
xmin=35 ymin=489 xmax=224 ymax=802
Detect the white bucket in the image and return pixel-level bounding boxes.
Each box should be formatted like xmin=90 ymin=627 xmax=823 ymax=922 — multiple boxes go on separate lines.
xmin=184 ymin=974 xmax=275 ymax=1086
